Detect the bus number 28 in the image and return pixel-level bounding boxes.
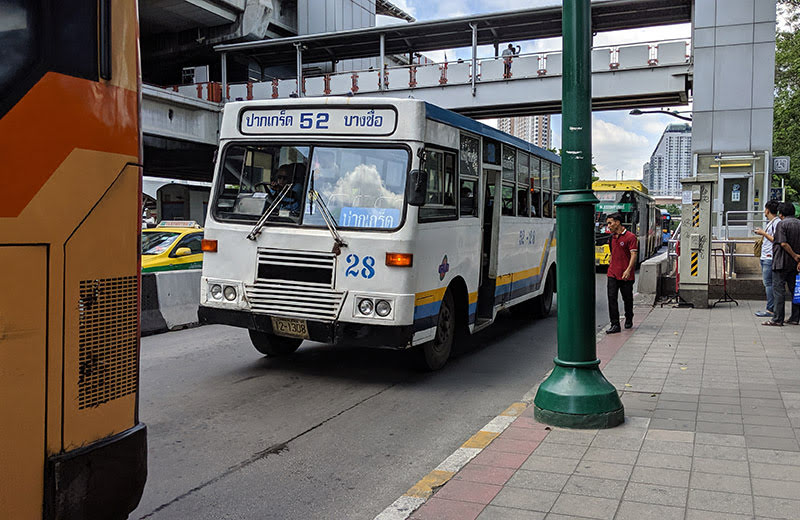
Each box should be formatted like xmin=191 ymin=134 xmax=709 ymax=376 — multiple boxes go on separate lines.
xmin=345 ymin=254 xmax=376 ymax=279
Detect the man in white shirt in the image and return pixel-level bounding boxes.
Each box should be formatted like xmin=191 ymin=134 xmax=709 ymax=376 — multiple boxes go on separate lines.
xmin=754 ymin=200 xmax=781 ymax=317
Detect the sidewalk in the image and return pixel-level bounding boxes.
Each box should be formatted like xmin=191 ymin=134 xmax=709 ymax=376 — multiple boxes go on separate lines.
xmin=381 ymin=300 xmax=800 ymax=520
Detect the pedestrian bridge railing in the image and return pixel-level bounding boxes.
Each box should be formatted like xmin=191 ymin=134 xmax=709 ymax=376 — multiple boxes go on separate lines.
xmin=160 ymin=39 xmax=689 ymax=102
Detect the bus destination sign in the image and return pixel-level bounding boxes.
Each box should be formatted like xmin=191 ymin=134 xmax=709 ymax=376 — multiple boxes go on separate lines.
xmin=240 ymin=108 xmax=397 ymax=136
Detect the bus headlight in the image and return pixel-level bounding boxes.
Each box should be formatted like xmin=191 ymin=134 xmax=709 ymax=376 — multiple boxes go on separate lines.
xmin=210 ymin=284 xmax=223 ymax=300
xmin=358 ymin=298 xmax=374 ymax=315
xmin=223 ymin=285 xmax=237 ymax=301
xmin=375 ymin=299 xmax=392 ymax=317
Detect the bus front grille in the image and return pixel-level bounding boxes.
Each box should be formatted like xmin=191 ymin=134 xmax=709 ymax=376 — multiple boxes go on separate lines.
xmin=245 ymin=282 xmax=345 ymax=321
xmin=249 ymin=249 xmax=343 ymax=320
xmin=256 ymin=248 xmax=335 ymax=288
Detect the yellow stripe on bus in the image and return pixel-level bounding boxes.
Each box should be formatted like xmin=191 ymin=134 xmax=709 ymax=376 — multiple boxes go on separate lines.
xmin=468 ymin=291 xmax=478 ymax=304
xmin=415 ymin=287 xmax=447 ymax=306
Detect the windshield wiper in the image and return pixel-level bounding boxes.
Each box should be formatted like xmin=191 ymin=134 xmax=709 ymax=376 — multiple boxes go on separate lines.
xmin=246 ymin=184 xmax=292 ymax=240
xmin=308 ymin=185 xmax=347 ymax=254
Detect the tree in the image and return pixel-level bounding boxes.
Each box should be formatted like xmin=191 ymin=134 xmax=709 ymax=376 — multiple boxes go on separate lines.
xmin=774 ymin=1 xmax=800 ymax=198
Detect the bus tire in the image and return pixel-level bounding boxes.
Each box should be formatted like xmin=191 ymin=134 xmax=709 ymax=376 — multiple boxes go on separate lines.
xmin=533 ymin=269 xmax=555 ymax=318
xmin=248 ymin=329 xmax=302 ymax=357
xmin=414 ymin=290 xmax=455 ymax=371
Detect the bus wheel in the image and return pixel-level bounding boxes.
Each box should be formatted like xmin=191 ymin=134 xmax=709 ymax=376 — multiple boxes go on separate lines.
xmin=414 ymin=290 xmax=455 ymax=371
xmin=533 ymin=269 xmax=555 ymax=318
xmin=248 ymin=330 xmax=302 ymax=357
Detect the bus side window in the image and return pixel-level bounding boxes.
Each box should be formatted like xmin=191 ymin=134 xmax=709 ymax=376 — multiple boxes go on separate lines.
xmin=420 ymin=148 xmax=457 ymax=221
xmin=460 ymin=179 xmax=478 ymax=216
xmin=530 ymin=156 xmax=541 ymax=217
xmin=517 ymin=152 xmax=530 ymax=217
xmin=541 ymin=160 xmax=552 ymax=218
xmin=501 ymin=183 xmax=515 ymax=216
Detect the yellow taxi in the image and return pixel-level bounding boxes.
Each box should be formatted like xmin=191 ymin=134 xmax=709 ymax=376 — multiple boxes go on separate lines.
xmin=141 ymin=221 xmax=204 ymax=273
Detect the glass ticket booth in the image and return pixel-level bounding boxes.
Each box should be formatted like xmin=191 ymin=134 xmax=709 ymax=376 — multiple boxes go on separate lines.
xmin=696 ymin=152 xmax=768 ymax=238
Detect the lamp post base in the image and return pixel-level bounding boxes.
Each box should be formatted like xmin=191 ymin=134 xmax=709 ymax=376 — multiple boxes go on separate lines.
xmin=533 ymin=363 xmax=624 ymax=429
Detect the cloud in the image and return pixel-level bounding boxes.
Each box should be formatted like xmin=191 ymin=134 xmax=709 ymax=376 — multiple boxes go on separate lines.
xmin=592 ymin=117 xmax=651 ymax=180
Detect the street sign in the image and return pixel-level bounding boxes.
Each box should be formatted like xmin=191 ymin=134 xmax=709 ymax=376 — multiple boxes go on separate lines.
xmin=773 ymin=156 xmax=791 ymax=174
xmin=770 ymin=187 xmax=784 ymax=201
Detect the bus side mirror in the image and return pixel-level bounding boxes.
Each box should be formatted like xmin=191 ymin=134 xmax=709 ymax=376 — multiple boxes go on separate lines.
xmin=407 ymin=169 xmax=427 ymax=206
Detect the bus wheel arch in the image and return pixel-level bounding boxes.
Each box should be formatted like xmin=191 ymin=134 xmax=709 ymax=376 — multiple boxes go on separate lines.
xmin=447 ymin=276 xmax=470 ymax=340
xmin=533 ymin=266 xmax=556 ymax=318
xmin=413 ymin=286 xmax=458 ymax=371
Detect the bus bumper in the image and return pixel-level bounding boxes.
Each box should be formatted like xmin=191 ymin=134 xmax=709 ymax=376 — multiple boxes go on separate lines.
xmin=44 ymin=422 xmax=147 ymax=520
xmin=199 ymin=306 xmax=415 ymax=349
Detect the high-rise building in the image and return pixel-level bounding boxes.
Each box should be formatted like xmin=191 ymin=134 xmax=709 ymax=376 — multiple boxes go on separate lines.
xmin=497 ymin=115 xmax=552 ymax=149
xmin=647 ymin=123 xmax=692 ymax=197
xmin=642 ymin=161 xmax=651 ymax=191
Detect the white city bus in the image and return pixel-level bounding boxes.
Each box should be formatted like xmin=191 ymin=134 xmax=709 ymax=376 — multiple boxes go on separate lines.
xmin=199 ymin=98 xmax=560 ymax=370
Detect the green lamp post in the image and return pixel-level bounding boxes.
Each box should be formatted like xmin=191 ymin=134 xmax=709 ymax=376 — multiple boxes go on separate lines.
xmin=533 ymin=0 xmax=624 ymax=429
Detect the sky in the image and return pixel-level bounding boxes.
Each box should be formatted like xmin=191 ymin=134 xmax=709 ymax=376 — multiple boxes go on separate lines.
xmin=376 ymin=0 xmax=693 ymax=181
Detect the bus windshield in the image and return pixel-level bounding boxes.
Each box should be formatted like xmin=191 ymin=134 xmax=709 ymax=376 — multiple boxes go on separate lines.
xmin=594 ymin=190 xmax=637 ymax=244
xmin=214 ymin=143 xmax=409 ymax=230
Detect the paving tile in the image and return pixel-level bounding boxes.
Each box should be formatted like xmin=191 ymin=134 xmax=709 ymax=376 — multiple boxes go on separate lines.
xmin=699 ymin=395 xmax=742 ymax=405
xmin=754 ymin=495 xmax=800 ymax=519
xmin=636 ymin=452 xmax=692 ymax=471
xmin=743 ymin=406 xmax=791 ymax=417
xmin=688 ymin=489 xmax=754 ymax=515
xmin=531 ymin=442 xmax=587 ymax=460
xmin=746 ymin=435 xmax=800 ymax=451
xmin=436 ymin=480 xmax=502 ymax=505
xmin=561 ymin=475 xmax=626 ymax=500
xmin=659 ymin=392 xmax=700 ymax=403
xmin=542 ymin=429 xmax=596 ymax=446
xmin=752 ymin=478 xmax=800 ymax=499
xmin=614 ymin=501 xmax=684 ymax=520
xmin=581 ymin=447 xmax=638 ymax=465
xmin=741 ymin=398 xmax=787 ymax=410
xmin=505 ymin=470 xmax=569 ymax=493
xmin=573 ymin=460 xmax=633 ymax=481
xmin=454 ymin=465 xmax=517 ymax=486
xmin=589 ymin=435 xmax=644 ymax=451
xmin=699 ymin=403 xmax=743 ymax=414
xmin=652 ymin=409 xmax=698 ymax=421
xmin=691 ymin=457 xmax=750 ymax=476
xmin=549 ymin=494 xmax=619 ymax=520
xmin=743 ymin=414 xmax=792 ymax=427
xmin=472 ymin=449 xmax=530 ymax=470
xmin=693 ymin=443 xmax=747 ymax=461
xmin=696 ymin=421 xmax=745 ymax=435
xmin=694 ymin=432 xmax=746 ymax=447
xmin=490 ymin=487 xmax=559 ymax=513
xmin=501 ymin=427 xmax=549 ymax=442
xmin=700 ymin=388 xmax=740 ymax=397
xmin=630 ymin=466 xmax=690 ymax=487
xmin=411 ymin=497 xmax=485 ymax=520
xmin=520 ymin=456 xmax=579 ymax=475
xmin=696 ymin=411 xmax=743 ymax=424
xmin=623 ymin=482 xmax=687 ymax=507
xmin=647 ymin=418 xmax=696 ymax=431
xmin=476 ymin=505 xmax=545 ymax=520
xmin=640 ymin=439 xmax=694 ymax=456
xmin=751 ymin=462 xmax=800 ymax=481
xmin=689 ymin=471 xmax=752 ymax=494
xmin=744 ymin=424 xmax=797 ymax=438
xmin=645 ymin=429 xmax=695 ymax=443
xmin=685 ymin=510 xmax=754 ymax=520
xmin=747 ymin=448 xmax=800 ymax=465
xmin=490 ymin=438 xmax=541 ymax=456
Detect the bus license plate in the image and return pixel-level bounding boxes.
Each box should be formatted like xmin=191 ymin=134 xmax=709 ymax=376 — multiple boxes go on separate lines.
xmin=271 ymin=317 xmax=309 ymax=339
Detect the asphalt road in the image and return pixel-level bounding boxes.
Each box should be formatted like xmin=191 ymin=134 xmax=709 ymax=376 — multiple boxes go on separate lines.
xmin=132 ymin=272 xmax=629 ymax=520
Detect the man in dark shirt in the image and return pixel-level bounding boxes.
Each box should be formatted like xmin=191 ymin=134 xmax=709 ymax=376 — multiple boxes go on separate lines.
xmin=765 ymin=202 xmax=800 ymax=326
xmin=605 ymin=212 xmax=638 ymax=334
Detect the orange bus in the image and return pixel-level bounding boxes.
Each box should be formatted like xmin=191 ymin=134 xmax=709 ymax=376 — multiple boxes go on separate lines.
xmin=0 ymin=1 xmax=147 ymax=518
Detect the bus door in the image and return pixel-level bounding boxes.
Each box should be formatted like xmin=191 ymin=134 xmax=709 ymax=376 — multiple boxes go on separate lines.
xmin=477 ymin=167 xmax=501 ymax=320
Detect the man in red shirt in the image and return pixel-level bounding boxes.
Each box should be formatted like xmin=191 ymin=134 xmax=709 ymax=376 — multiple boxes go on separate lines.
xmin=605 ymin=212 xmax=638 ymax=333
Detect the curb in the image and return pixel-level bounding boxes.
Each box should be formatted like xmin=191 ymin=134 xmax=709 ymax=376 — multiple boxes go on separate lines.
xmin=374 ymin=306 xmax=650 ymax=520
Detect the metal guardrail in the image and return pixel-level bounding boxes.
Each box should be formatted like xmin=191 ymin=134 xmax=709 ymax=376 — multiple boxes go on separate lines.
xmin=723 ymin=210 xmax=765 ymax=239
xmin=667 ymin=222 xmax=757 ymax=279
